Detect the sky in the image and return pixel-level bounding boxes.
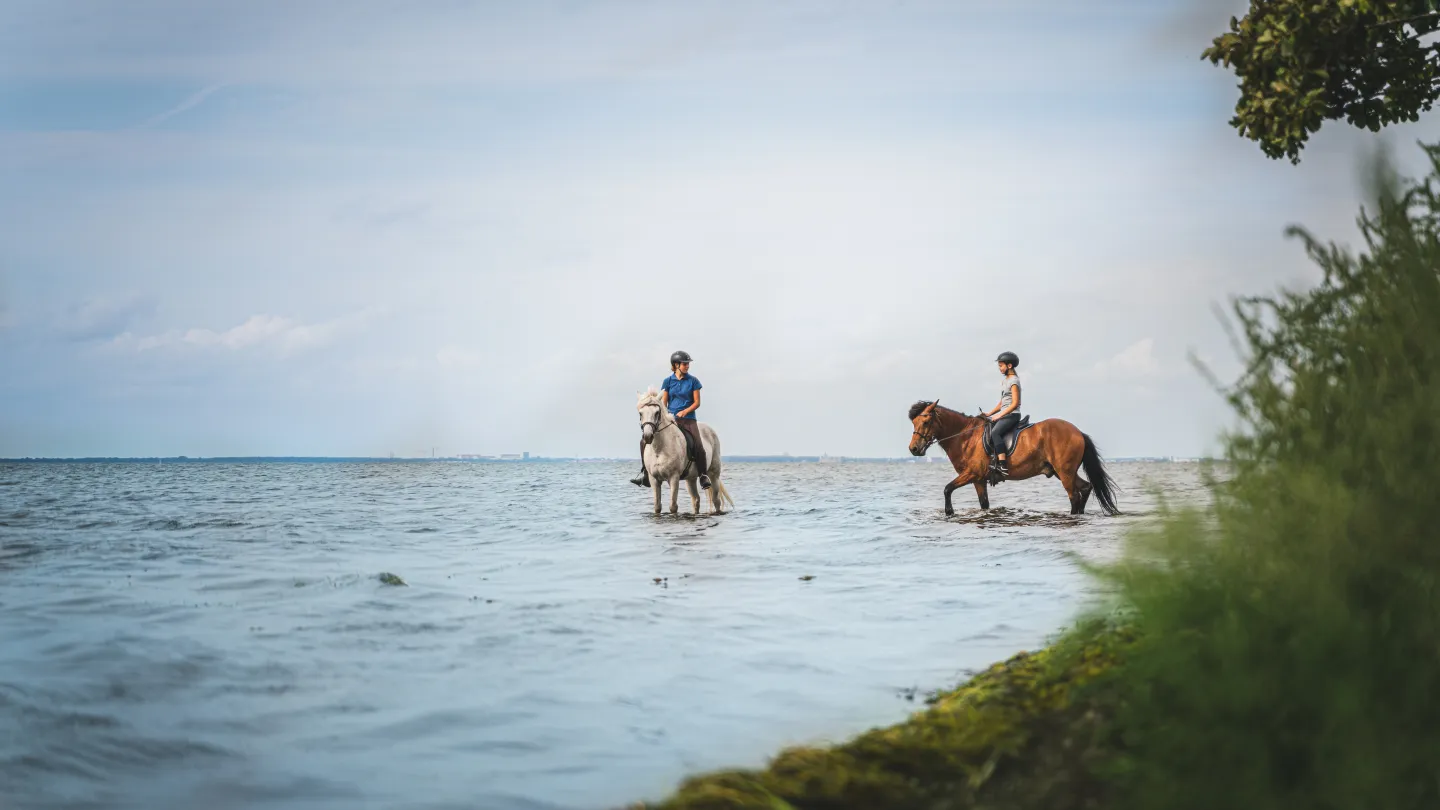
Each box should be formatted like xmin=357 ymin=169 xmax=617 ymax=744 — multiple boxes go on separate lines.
xmin=4 ymin=0 xmax=1440 ymax=459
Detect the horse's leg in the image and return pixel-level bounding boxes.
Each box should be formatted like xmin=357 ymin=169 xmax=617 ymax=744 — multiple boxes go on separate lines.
xmin=652 ymin=477 xmax=662 ymax=514
xmin=973 ymin=480 xmax=990 ymax=510
xmin=944 ymin=473 xmax=976 ymax=516
xmin=1053 ymin=455 xmax=1089 ymax=515
xmin=1049 ymin=430 xmax=1092 ymax=514
xmin=669 ymin=476 xmax=680 ymax=514
xmin=686 ymin=478 xmax=700 ymax=515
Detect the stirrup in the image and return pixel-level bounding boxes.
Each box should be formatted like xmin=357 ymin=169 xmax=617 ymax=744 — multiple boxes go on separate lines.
xmin=698 ymin=474 xmax=712 ymax=490
xmin=630 ymin=471 xmax=650 ymax=487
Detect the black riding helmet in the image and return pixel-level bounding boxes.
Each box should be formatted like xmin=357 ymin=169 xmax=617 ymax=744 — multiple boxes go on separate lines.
xmin=670 ymin=350 xmax=693 ymax=365
xmin=996 ymin=351 xmax=1019 ymax=367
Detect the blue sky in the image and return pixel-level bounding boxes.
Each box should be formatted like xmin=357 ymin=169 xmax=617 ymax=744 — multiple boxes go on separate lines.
xmin=4 ymin=0 xmax=1439 ymax=459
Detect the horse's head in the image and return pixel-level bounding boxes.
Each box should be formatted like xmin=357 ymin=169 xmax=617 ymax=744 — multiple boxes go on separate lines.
xmin=637 ymin=387 xmax=665 ymax=445
xmin=908 ymin=399 xmax=942 ymax=456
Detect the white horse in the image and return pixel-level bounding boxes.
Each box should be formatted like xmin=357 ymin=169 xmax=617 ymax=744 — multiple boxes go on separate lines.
xmin=636 ymin=388 xmax=734 ymax=515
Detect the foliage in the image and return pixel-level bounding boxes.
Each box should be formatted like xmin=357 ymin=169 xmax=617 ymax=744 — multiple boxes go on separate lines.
xmin=1205 ymin=0 xmax=1440 ymax=162
xmin=1092 ymin=144 xmax=1440 ymax=808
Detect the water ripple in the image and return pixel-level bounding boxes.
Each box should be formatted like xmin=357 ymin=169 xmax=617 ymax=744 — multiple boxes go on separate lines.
xmin=0 ymin=459 xmax=1212 ymax=809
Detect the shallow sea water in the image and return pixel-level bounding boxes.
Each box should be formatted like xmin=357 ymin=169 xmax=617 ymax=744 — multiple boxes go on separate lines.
xmin=0 ymin=460 xmax=1213 ymax=810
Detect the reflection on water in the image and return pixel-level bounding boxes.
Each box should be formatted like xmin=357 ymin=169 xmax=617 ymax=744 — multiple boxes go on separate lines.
xmin=0 ymin=460 xmax=1212 ymax=809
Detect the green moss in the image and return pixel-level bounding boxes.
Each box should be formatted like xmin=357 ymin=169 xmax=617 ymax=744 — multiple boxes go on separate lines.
xmin=377 ymin=572 xmax=406 ymax=586
xmin=629 ymin=621 xmax=1136 ymax=810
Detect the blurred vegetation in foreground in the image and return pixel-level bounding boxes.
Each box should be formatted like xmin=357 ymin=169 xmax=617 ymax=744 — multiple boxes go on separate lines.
xmin=628 ymin=145 xmax=1440 ymax=809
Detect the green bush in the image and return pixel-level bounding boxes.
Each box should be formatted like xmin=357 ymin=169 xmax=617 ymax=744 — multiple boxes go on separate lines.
xmin=1094 ymin=143 xmax=1440 ymax=810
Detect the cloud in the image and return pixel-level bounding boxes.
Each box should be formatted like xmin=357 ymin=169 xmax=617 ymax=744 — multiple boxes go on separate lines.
xmin=132 ymin=83 xmax=228 ymax=129
xmin=435 ymin=345 xmax=487 ymax=370
xmin=1092 ymin=338 xmax=1161 ymax=379
xmin=59 ymin=295 xmax=158 ymax=341
xmin=110 ymin=308 xmax=379 ymax=355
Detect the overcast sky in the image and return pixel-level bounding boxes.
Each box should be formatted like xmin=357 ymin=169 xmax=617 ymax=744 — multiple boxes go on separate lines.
xmin=4 ymin=0 xmax=1438 ymax=459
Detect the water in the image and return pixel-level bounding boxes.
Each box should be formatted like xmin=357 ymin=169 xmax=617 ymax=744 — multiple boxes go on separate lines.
xmin=0 ymin=460 xmax=1210 ymax=810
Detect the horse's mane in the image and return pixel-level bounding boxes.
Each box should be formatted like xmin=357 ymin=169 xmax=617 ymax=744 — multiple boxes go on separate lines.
xmin=638 ymin=386 xmax=662 ymax=407
xmin=907 ymin=400 xmax=969 ymax=420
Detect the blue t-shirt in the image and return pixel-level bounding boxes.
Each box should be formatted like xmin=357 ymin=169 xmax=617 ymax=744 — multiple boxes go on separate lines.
xmin=661 ymin=374 xmax=702 ymax=420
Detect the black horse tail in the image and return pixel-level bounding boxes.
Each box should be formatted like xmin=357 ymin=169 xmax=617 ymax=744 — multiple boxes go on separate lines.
xmin=1081 ymin=433 xmax=1121 ymax=516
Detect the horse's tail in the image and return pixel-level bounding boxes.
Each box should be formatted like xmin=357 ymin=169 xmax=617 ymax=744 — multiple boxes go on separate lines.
xmin=712 ymin=477 xmax=735 ymax=510
xmin=1081 ymin=433 xmax=1121 ymax=516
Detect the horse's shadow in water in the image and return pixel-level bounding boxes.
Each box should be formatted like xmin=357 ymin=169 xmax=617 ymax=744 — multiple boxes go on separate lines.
xmin=933 ymin=506 xmax=1087 ymax=529
xmin=642 ymin=511 xmax=719 ymax=524
xmin=931 ymin=505 xmax=1155 ymax=529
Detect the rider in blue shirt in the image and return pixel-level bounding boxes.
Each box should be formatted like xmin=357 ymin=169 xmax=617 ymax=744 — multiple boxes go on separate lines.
xmin=631 ymin=350 xmax=711 ymax=490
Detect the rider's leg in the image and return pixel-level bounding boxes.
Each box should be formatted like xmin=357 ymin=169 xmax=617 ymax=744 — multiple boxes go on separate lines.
xmin=630 ymin=438 xmax=650 ymax=486
xmin=991 ymin=414 xmax=1019 ymax=476
xmin=680 ymin=420 xmax=711 ymax=488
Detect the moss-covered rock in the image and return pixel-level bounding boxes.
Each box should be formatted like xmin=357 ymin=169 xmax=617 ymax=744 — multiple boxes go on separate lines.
xmin=628 ymin=622 xmax=1135 ymax=810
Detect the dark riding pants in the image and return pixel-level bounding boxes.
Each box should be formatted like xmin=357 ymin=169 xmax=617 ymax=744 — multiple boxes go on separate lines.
xmin=989 ymin=413 xmax=1020 ymax=457
xmin=676 ymin=419 xmax=708 ymax=476
xmin=639 ymin=419 xmax=708 ymax=477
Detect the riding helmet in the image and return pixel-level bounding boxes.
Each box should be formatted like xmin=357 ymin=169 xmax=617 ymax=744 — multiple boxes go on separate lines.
xmin=670 ymin=350 xmax=693 ymax=365
xmin=996 ymin=351 xmax=1019 ymax=367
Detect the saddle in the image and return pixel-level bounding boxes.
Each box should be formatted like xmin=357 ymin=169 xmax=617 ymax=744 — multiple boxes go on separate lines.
xmin=677 ymin=422 xmax=701 ymax=478
xmin=982 ymin=414 xmax=1033 ymax=458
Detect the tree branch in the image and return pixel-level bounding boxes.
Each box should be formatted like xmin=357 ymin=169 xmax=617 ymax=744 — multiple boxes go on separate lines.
xmin=1369 ymin=11 xmax=1440 ymax=30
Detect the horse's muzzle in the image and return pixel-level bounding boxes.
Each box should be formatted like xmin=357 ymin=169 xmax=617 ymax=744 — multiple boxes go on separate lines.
xmin=642 ymin=425 xmax=655 ymax=444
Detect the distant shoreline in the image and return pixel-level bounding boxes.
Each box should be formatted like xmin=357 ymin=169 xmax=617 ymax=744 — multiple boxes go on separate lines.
xmin=1 ymin=456 xmax=1215 ymax=464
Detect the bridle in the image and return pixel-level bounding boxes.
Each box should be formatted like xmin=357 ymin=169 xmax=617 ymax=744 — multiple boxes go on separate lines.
xmin=912 ymin=403 xmax=986 ymax=454
xmin=638 ymin=402 xmax=676 ymax=440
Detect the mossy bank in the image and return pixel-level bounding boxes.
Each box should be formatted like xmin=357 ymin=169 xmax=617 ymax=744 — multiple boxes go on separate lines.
xmin=628 ymin=620 xmax=1136 ymax=810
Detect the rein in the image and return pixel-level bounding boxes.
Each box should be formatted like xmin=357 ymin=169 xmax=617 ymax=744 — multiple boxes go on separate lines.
xmin=915 ymin=412 xmax=986 ymax=453
xmin=639 ymin=403 xmax=677 ymax=438
xmin=640 ymin=401 xmax=693 ymax=478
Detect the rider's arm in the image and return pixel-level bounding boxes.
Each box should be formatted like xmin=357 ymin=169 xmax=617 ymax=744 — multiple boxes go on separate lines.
xmin=681 ymin=389 xmax=701 ymax=418
xmin=660 ymin=389 xmax=670 ymax=411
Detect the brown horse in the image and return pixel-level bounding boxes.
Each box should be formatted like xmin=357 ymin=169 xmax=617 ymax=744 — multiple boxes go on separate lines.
xmin=906 ymin=401 xmax=1120 ymax=516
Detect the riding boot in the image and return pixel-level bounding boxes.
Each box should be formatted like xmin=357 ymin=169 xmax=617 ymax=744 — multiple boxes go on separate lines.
xmin=698 ymin=474 xmax=712 ymax=490
xmin=630 ymin=440 xmax=650 ymax=487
